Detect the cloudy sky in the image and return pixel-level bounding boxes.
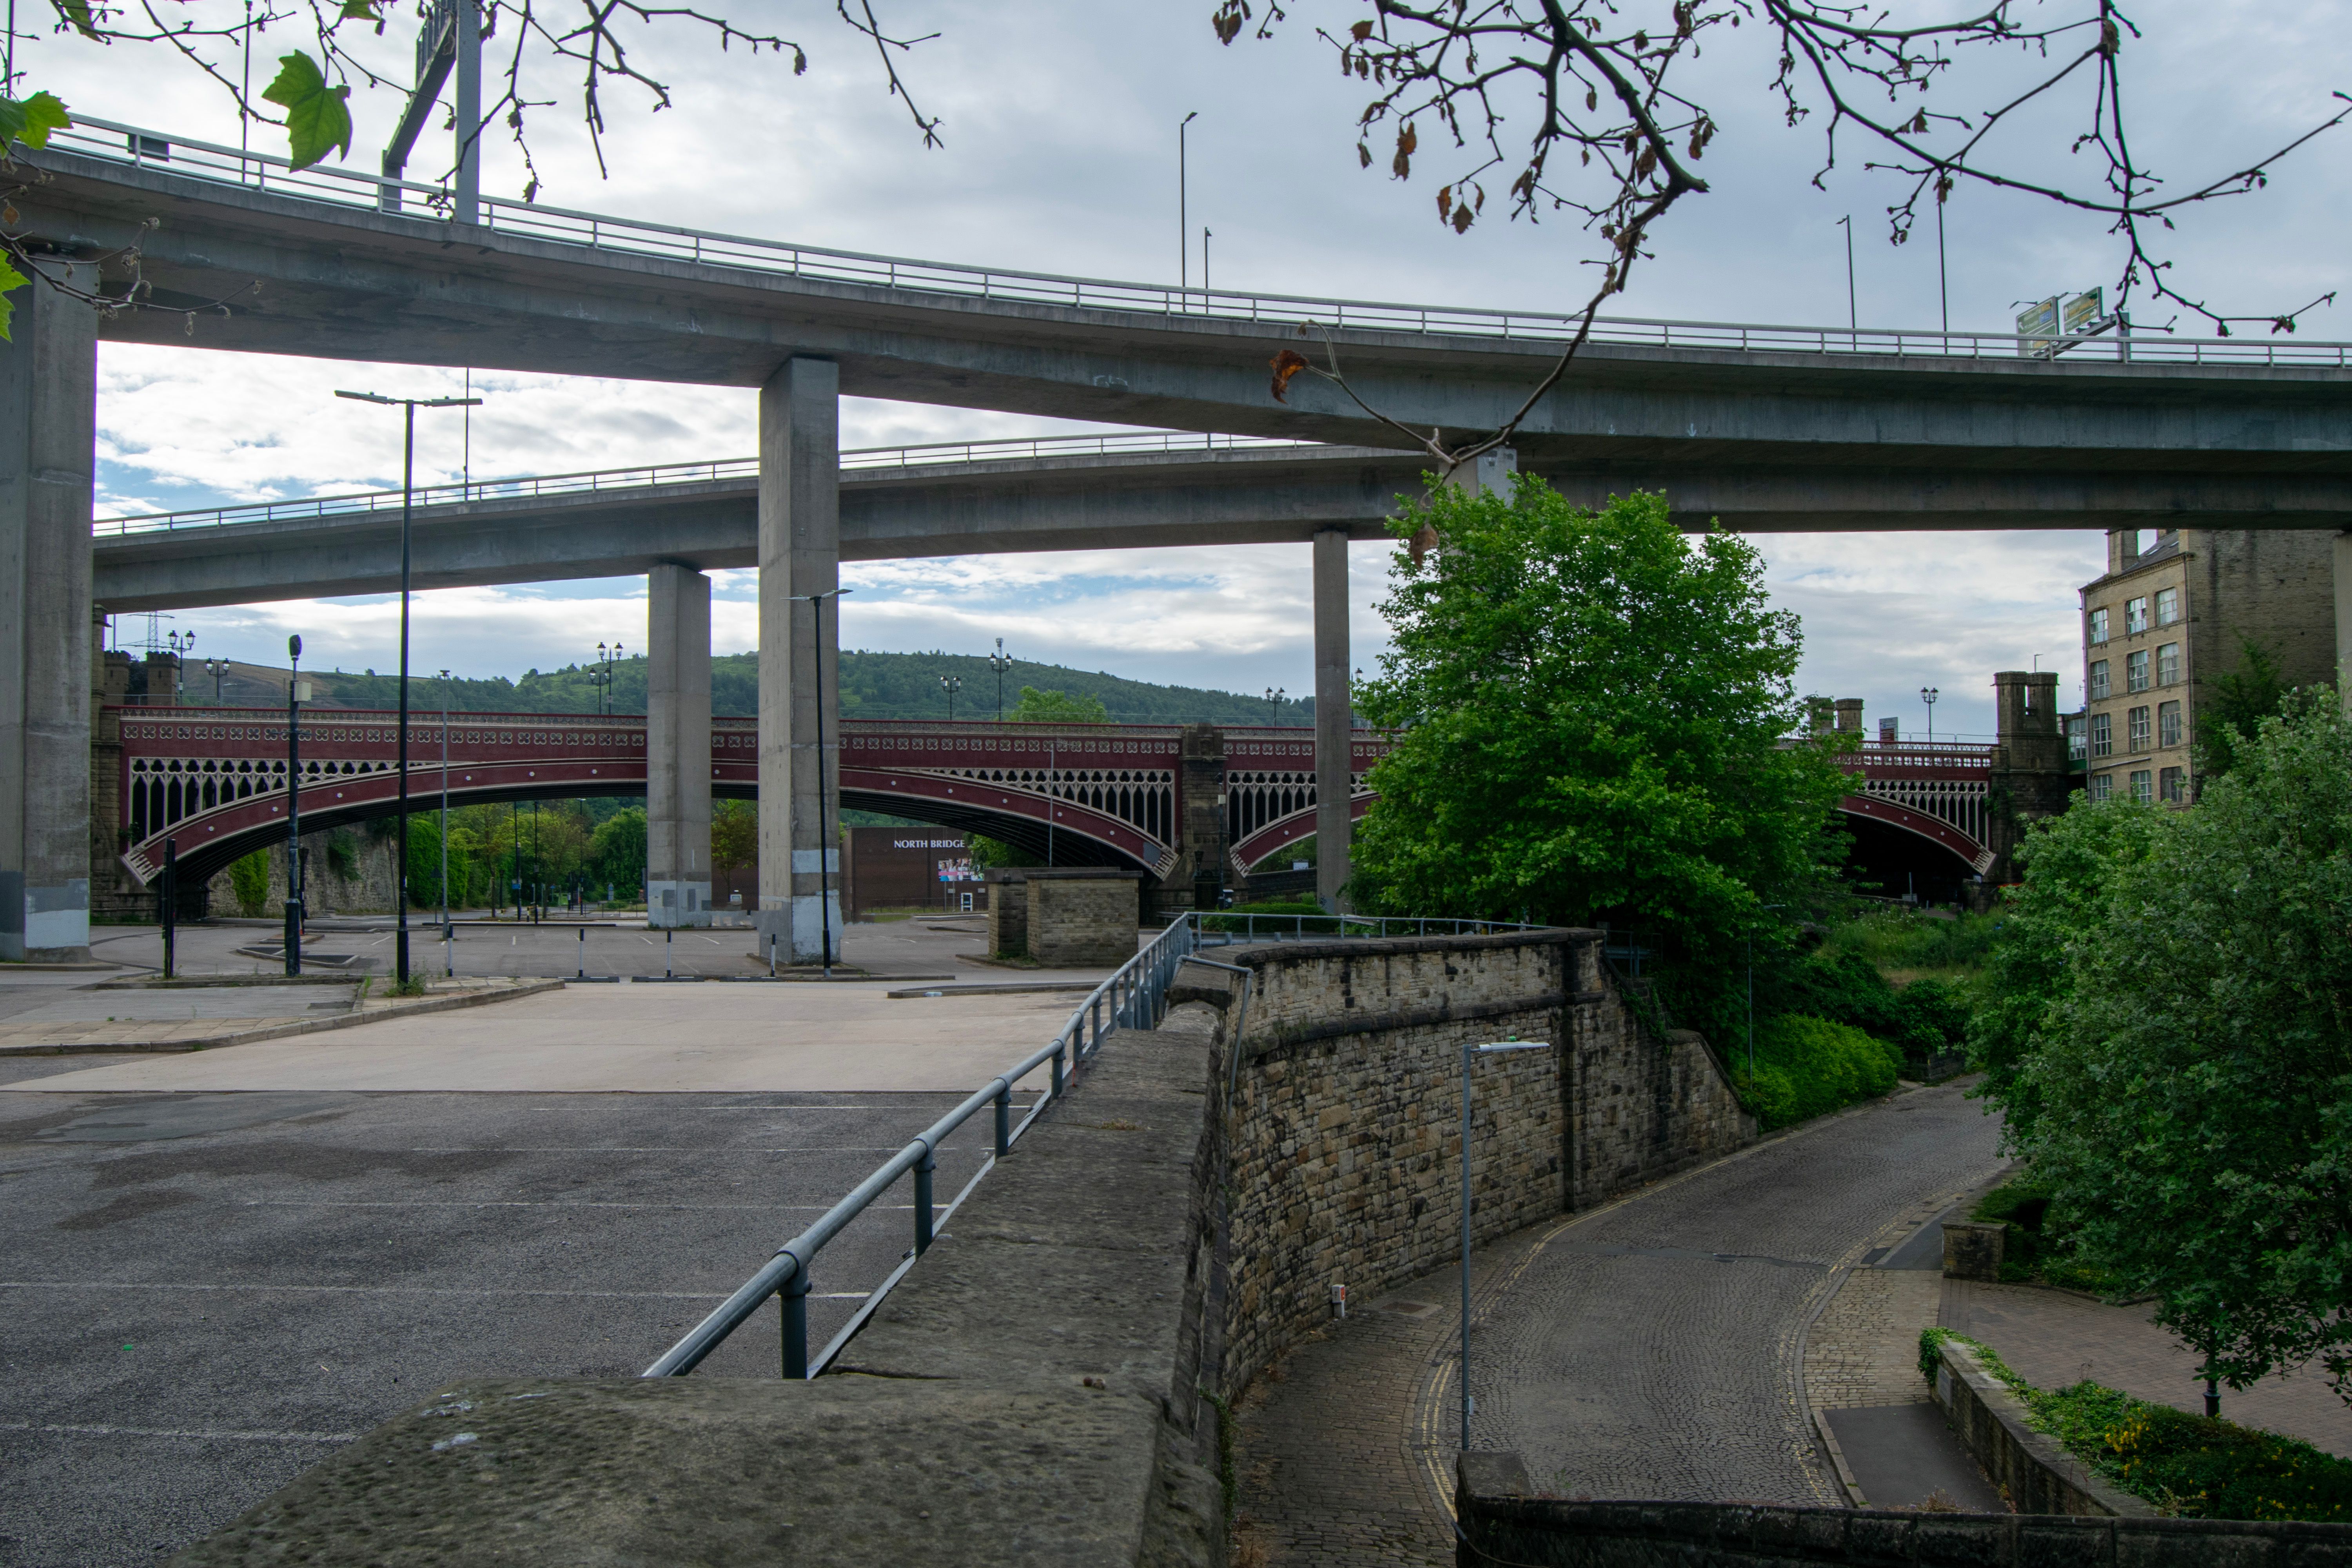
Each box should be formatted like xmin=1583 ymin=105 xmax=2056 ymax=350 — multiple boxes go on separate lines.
xmin=35 ymin=1 xmax=2352 ymax=737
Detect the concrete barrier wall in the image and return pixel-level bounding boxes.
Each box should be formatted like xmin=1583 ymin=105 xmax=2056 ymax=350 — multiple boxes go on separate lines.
xmin=1453 ymin=1453 xmax=2350 ymax=1565
xmin=1192 ymin=931 xmax=1753 ymax=1397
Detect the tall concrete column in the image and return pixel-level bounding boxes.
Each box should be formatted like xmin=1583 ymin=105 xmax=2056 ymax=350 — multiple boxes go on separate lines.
xmin=0 ymin=278 xmax=96 ymax=961
xmin=755 ymin=357 xmax=841 ymax=962
xmin=645 ymin=562 xmax=712 ymax=928
xmin=2334 ymin=532 xmax=2352 ymax=712
xmin=1312 ymin=528 xmax=1352 ymax=913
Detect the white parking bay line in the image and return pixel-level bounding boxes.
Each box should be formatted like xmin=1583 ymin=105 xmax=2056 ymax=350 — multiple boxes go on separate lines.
xmin=0 ymin=1280 xmax=730 ymax=1300
xmin=237 ymin=1200 xmax=919 ymax=1210
xmin=0 ymin=1422 xmax=359 ymax=1444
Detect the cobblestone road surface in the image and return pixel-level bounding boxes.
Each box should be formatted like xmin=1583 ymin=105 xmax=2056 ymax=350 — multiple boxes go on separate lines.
xmin=1465 ymin=1081 xmax=2006 ymax=1504
xmin=1233 ymin=1080 xmax=2008 ymax=1568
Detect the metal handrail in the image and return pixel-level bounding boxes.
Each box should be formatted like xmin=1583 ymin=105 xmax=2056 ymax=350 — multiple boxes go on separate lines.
xmin=91 ymin=431 xmax=1321 ymax=537
xmin=1196 ymin=911 xmax=1543 ymax=944
xmin=641 ymin=907 xmax=1542 ymax=1378
xmin=47 ymin=114 xmax=2352 ymax=369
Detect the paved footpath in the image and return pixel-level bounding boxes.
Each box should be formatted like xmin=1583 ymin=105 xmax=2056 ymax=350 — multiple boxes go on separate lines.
xmin=1232 ymin=1081 xmax=2007 ymax=1566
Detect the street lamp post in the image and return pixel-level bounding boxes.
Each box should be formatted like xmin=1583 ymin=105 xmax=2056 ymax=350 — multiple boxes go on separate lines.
xmin=789 ymin=589 xmax=854 ymax=976
xmin=1264 ymin=685 xmax=1285 ymax=725
xmin=284 ymin=634 xmax=308 ymax=976
xmin=940 ymin=673 xmax=961 ymax=722
xmin=335 ymin=387 xmax=482 ymax=987
xmin=1178 ymin=110 xmax=1199 ymax=295
xmin=203 ymin=656 xmax=229 ymax=704
xmin=988 ymin=638 xmax=1012 ymax=721
xmin=1457 ymin=1038 xmax=1552 ymax=1455
xmin=439 ymin=668 xmax=452 ymax=973
xmin=1920 ymin=685 xmax=1940 ymax=743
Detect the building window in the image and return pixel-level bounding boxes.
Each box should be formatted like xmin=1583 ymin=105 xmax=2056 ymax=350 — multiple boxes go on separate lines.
xmin=2160 ymin=766 xmax=2187 ymax=803
xmin=2157 ymin=642 xmax=2180 ymax=685
xmin=2090 ymin=712 xmax=2112 ymax=757
xmin=2089 ymin=606 xmax=2111 ymax=644
xmin=2125 ymin=597 xmax=2150 ymax=635
xmin=2159 ymin=699 xmax=2182 ymax=749
xmin=2131 ymin=769 xmax=2154 ymax=803
xmin=2091 ymin=773 xmax=2113 ymax=800
xmin=2156 ymin=587 xmax=2180 ymax=626
xmin=2089 ymin=659 xmax=2111 ymax=699
xmin=2128 ymin=706 xmax=2151 ymax=750
xmin=2126 ymin=649 xmax=2150 ymax=692
xmin=2067 ymin=714 xmax=2087 ymax=761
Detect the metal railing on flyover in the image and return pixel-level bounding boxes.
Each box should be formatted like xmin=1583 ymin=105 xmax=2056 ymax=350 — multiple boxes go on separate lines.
xmin=640 ymin=908 xmax=1543 ymax=1380
xmin=47 ymin=114 xmax=2352 ymax=369
xmin=91 ymin=431 xmax=1315 ymax=537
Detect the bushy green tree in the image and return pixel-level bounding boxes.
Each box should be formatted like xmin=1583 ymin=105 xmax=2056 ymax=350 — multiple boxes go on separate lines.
xmin=1351 ymin=481 xmax=1851 ymax=1032
xmin=1737 ymin=1014 xmax=1903 ymax=1129
xmin=1987 ymin=693 xmax=2352 ymax=1397
xmin=590 ymin=807 xmax=648 ymax=895
xmin=227 ymin=849 xmax=272 ymax=917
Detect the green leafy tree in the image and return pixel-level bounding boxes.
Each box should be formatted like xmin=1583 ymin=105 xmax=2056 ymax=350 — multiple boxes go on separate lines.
xmin=1006 ymin=686 xmax=1110 ymax=724
xmin=227 ymin=848 xmax=272 ymax=916
xmin=711 ymin=800 xmax=757 ymax=878
xmin=2194 ymin=637 xmax=2297 ymax=782
xmin=1991 ymin=693 xmax=2352 ymax=1398
xmin=590 ymin=806 xmax=648 ymax=895
xmin=1351 ymin=481 xmax=1850 ymax=1034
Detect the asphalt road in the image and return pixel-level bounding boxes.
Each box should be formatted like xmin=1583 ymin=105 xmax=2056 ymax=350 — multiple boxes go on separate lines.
xmin=0 ymin=1074 xmax=1015 ymax=1567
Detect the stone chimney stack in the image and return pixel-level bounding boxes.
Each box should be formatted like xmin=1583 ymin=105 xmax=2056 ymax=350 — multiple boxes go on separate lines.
xmin=1832 ymin=698 xmax=1864 ymax=733
xmin=143 ymin=651 xmax=181 ymax=708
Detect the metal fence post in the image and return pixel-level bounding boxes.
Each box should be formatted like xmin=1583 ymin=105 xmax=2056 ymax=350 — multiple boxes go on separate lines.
xmin=781 ymin=1263 xmax=811 ymax=1379
xmin=995 ymin=1086 xmax=1011 ymax=1156
xmin=1052 ymin=1041 xmax=1066 ymax=1098
xmin=666 ymin=926 xmax=673 ymax=979
xmin=915 ymin=1148 xmax=936 ymax=1254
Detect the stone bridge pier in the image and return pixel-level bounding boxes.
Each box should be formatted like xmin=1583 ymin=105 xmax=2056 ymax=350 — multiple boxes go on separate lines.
xmin=645 ymin=562 xmax=713 ymax=927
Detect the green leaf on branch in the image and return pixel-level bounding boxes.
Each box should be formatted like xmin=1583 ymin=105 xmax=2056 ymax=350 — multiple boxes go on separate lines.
xmin=261 ymin=53 xmax=352 ymax=171
xmin=53 ymin=0 xmax=102 ymax=41
xmin=338 ymin=0 xmax=383 ymax=17
xmin=0 ymin=259 xmax=30 ymax=343
xmin=0 ymin=91 xmax=72 ymax=151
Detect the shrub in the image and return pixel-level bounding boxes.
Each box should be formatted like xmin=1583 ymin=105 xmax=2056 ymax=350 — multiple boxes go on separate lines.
xmin=1921 ymin=1330 xmax=2352 ymax=1521
xmin=227 ymin=849 xmax=271 ymax=916
xmin=1737 ymin=1013 xmax=1900 ymax=1128
xmin=1202 ymin=899 xmax=1338 ymax=935
xmin=1824 ymin=906 xmax=2000 ymax=974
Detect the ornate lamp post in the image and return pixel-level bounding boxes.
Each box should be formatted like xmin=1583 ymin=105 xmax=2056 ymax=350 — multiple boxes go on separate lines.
xmin=202 ymin=656 xmax=229 ymax=704
xmin=987 ymin=638 xmax=1013 ymax=720
xmin=283 ymin=634 xmax=309 ymax=976
xmin=1264 ymin=685 xmax=1285 ymax=724
xmin=1920 ymin=685 xmax=1940 ymax=743
xmin=940 ymin=673 xmax=961 ymax=722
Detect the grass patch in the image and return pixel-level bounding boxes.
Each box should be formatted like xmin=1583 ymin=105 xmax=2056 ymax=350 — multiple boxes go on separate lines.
xmin=1921 ymin=1329 xmax=2352 ymax=1521
xmin=1824 ymin=907 xmax=2001 ymax=975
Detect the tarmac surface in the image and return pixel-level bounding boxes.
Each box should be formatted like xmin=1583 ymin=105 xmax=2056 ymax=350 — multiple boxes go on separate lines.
xmin=0 ymin=916 xmax=1107 ymax=1568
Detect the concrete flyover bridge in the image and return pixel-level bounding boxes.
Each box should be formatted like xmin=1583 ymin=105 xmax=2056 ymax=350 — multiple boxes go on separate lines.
xmin=104 ymin=709 xmax=1395 ymax=913
xmin=9 ymin=109 xmax=2347 ymax=958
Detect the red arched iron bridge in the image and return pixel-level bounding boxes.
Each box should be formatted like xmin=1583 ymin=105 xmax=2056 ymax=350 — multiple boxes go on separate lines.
xmin=110 ymin=708 xmax=1995 ymax=887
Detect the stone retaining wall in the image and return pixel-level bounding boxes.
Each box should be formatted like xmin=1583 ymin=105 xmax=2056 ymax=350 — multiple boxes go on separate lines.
xmin=1930 ymin=1336 xmax=2153 ymax=1517
xmin=1454 ymin=1454 xmax=2345 ymax=1565
xmin=1192 ymin=930 xmax=1753 ymax=1396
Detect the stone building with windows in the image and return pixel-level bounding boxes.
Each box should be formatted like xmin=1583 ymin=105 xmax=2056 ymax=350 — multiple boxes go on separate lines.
xmin=2078 ymin=528 xmax=2336 ymax=803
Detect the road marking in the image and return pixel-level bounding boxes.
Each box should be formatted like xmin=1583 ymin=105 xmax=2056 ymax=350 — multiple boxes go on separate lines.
xmin=0 ymin=1421 xmax=359 ymax=1444
xmin=390 ymin=1146 xmax=985 ymax=1154
xmin=701 ymin=937 xmax=722 ymax=947
xmin=236 ymin=1200 xmax=920 ymax=1211
xmin=0 ymin=1280 xmax=731 ymax=1300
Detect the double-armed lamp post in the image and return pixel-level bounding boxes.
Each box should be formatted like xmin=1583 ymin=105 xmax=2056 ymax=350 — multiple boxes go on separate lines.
xmin=334 ymin=388 xmax=482 ymax=985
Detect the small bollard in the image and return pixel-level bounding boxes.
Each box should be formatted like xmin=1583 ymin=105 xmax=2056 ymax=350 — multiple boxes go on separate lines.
xmin=768 ymin=933 xmax=777 ymax=977
xmin=577 ymin=926 xmax=586 ymax=980
xmin=665 ymin=925 xmax=673 ymax=979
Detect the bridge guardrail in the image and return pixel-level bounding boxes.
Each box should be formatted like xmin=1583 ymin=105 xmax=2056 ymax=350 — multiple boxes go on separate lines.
xmin=92 ymin=431 xmax=1320 ymax=537
xmin=640 ymin=909 xmax=1543 ymax=1380
xmin=46 ymin=114 xmax=2352 ymax=371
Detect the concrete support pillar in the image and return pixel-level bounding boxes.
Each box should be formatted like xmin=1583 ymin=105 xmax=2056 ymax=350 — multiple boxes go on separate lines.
xmin=755 ymin=357 xmax=841 ymax=962
xmin=1312 ymin=529 xmax=1353 ymax=914
xmin=645 ymin=562 xmax=713 ymax=928
xmin=0 ymin=278 xmax=96 ymax=961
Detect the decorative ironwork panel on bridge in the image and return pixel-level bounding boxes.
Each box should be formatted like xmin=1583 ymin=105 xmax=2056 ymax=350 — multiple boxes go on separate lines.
xmin=1844 ymin=740 xmax=1998 ymax=873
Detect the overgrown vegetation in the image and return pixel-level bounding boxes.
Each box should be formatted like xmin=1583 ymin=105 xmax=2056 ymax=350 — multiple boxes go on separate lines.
xmin=227 ymin=849 xmax=271 ymax=917
xmin=1921 ymin=1330 xmax=2352 ymax=1521
xmin=1731 ymin=1014 xmax=1900 ymax=1130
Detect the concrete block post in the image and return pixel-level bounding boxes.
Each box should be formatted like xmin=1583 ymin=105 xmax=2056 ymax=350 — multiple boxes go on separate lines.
xmin=1312 ymin=528 xmax=1352 ymax=914
xmin=0 ymin=277 xmax=96 ymax=961
xmin=645 ymin=562 xmax=713 ymax=928
xmin=755 ymin=357 xmax=841 ymax=962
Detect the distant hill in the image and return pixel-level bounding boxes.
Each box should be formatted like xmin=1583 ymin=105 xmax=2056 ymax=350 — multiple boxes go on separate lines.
xmin=156 ymin=649 xmax=1313 ymax=727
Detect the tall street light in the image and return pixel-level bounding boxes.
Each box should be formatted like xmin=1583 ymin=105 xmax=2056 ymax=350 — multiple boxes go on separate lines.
xmin=335 ymin=387 xmax=482 ymax=986
xmin=1178 ymin=110 xmax=1198 ymax=296
xmin=940 ymin=673 xmax=961 ymax=722
xmin=438 ymin=667 xmax=453 ymax=970
xmin=203 ymin=656 xmax=229 ymax=704
xmin=789 ymin=588 xmax=853 ymax=976
xmin=284 ymin=634 xmax=309 ymax=976
xmin=1458 ymin=1038 xmax=1552 ymax=1456
xmin=1836 ymin=214 xmax=1857 ymax=344
xmin=1920 ymin=684 xmax=1940 ymax=743
xmin=1264 ymin=685 xmax=1285 ymax=725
